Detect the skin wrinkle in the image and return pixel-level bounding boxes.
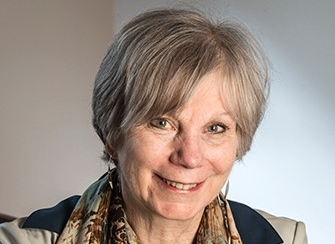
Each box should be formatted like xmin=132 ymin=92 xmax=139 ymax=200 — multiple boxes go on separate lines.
xmin=116 ymin=70 xmax=237 ymax=243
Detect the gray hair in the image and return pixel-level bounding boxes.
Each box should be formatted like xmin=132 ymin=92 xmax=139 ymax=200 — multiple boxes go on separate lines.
xmin=92 ymin=8 xmax=269 ymax=161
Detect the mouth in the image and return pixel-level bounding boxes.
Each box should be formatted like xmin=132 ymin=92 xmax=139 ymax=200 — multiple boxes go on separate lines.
xmin=157 ymin=175 xmax=198 ymax=191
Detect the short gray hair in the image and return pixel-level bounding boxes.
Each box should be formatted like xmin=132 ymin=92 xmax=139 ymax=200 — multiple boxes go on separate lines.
xmin=92 ymin=8 xmax=269 ymax=161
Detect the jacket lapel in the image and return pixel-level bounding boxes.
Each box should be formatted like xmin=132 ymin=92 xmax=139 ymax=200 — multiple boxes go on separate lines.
xmin=228 ymin=200 xmax=283 ymax=244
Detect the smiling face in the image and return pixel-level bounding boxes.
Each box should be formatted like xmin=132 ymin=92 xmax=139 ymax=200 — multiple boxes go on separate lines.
xmin=117 ymin=69 xmax=238 ymax=223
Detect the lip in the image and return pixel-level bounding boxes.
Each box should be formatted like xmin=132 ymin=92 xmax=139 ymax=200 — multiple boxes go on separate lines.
xmin=154 ymin=174 xmax=204 ymax=192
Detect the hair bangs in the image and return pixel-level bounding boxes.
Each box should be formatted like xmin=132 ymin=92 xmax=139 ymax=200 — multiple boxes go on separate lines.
xmin=120 ymin=34 xmax=224 ymax=133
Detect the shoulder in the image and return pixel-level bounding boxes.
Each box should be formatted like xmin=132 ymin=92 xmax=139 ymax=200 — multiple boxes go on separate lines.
xmin=0 ymin=218 xmax=58 ymax=244
xmin=257 ymin=209 xmax=308 ymax=244
xmin=228 ymin=200 xmax=307 ymax=244
xmin=0 ymin=196 xmax=80 ymax=244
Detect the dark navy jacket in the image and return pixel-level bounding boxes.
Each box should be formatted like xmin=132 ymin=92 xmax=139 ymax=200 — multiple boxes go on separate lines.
xmin=22 ymin=196 xmax=283 ymax=243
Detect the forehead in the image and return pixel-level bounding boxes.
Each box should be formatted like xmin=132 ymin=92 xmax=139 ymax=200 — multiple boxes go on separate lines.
xmin=173 ymin=69 xmax=234 ymax=120
xmin=187 ymin=69 xmax=224 ymax=101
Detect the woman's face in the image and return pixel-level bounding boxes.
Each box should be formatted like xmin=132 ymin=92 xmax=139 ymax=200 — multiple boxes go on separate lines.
xmin=117 ymin=69 xmax=238 ymax=222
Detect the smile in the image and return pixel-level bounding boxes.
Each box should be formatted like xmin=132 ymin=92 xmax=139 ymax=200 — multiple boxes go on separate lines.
xmin=161 ymin=177 xmax=198 ymax=190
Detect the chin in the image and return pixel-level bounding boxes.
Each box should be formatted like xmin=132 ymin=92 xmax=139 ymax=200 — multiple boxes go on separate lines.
xmin=155 ymin=202 xmax=205 ymax=221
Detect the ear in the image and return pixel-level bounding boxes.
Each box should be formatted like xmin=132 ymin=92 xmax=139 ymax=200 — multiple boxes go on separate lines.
xmin=105 ymin=144 xmax=118 ymax=159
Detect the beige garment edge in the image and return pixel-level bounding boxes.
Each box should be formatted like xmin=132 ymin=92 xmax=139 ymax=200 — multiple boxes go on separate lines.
xmin=257 ymin=210 xmax=308 ymax=244
xmin=0 ymin=210 xmax=308 ymax=244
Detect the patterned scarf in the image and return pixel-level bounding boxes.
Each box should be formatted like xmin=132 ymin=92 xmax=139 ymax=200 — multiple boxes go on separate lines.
xmin=57 ymin=168 xmax=242 ymax=244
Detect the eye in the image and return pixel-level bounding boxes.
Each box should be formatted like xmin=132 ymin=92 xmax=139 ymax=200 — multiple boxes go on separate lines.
xmin=207 ymin=124 xmax=229 ymax=134
xmin=149 ymin=118 xmax=174 ymax=130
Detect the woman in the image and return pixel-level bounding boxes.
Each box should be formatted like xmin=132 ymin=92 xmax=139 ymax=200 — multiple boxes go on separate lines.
xmin=0 ymin=8 xmax=307 ymax=244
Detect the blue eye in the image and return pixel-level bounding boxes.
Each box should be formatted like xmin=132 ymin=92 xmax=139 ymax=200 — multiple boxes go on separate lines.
xmin=207 ymin=124 xmax=228 ymax=133
xmin=150 ymin=118 xmax=168 ymax=128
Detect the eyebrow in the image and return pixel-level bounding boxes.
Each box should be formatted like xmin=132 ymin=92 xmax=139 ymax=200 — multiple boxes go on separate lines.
xmin=168 ymin=110 xmax=235 ymax=124
xmin=211 ymin=112 xmax=235 ymax=123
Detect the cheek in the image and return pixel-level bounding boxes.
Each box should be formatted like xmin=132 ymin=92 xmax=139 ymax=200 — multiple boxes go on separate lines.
xmin=134 ymin=134 xmax=172 ymax=162
xmin=212 ymin=142 xmax=237 ymax=172
xmin=118 ymin=132 xmax=167 ymax=173
xmin=117 ymin=142 xmax=147 ymax=198
xmin=117 ymin=138 xmax=142 ymax=180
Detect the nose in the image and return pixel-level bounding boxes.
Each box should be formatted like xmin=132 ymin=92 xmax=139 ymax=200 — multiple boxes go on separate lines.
xmin=169 ymin=132 xmax=204 ymax=169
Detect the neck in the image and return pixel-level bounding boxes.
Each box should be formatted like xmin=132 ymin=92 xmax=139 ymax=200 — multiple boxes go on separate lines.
xmin=124 ymin=204 xmax=203 ymax=244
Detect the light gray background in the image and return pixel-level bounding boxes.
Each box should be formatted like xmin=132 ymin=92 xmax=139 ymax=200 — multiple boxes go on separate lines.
xmin=1 ymin=1 xmax=334 ymax=243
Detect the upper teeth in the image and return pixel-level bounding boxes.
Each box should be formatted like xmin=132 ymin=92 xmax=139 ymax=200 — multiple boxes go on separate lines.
xmin=163 ymin=179 xmax=197 ymax=190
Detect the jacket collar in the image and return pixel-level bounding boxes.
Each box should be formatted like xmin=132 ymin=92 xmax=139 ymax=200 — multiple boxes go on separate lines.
xmin=228 ymin=200 xmax=283 ymax=244
xmin=23 ymin=193 xmax=282 ymax=244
